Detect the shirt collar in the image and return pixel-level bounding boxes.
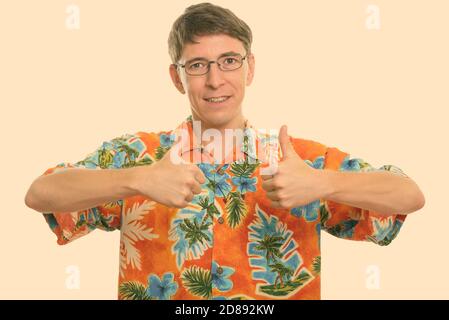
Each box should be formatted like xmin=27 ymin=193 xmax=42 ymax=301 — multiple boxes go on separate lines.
xmin=170 ymin=115 xmax=281 ymax=165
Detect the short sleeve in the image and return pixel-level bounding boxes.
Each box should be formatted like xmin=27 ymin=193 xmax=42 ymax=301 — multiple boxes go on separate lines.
xmin=319 ymin=146 xmax=408 ymax=246
xmin=41 ymin=132 xmax=154 ymax=245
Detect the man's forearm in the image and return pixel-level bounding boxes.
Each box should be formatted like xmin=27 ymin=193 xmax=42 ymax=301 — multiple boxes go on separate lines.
xmin=25 ymin=167 xmax=143 ymax=213
xmin=320 ymin=169 xmax=425 ymax=215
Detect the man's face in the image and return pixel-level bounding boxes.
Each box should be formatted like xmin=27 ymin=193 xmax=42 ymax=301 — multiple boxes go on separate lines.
xmin=170 ymin=34 xmax=255 ymax=129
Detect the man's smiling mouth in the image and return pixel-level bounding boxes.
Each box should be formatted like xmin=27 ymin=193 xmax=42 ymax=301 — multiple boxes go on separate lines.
xmin=204 ymin=96 xmax=231 ymax=103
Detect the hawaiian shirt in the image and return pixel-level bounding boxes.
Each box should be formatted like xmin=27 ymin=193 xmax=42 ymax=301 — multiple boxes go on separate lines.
xmin=41 ymin=115 xmax=408 ymax=300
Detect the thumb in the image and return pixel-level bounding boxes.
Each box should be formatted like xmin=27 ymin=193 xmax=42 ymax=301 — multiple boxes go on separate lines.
xmin=168 ymin=131 xmax=188 ymax=165
xmin=279 ymin=125 xmax=296 ymax=160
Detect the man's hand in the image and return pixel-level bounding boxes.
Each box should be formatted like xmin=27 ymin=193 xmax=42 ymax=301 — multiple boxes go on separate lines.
xmin=132 ymin=139 xmax=207 ymax=208
xmin=261 ymin=125 xmax=331 ymax=209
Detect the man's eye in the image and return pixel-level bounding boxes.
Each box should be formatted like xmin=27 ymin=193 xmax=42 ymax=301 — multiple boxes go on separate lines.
xmin=189 ymin=62 xmax=204 ymax=69
xmin=224 ymin=58 xmax=237 ymax=64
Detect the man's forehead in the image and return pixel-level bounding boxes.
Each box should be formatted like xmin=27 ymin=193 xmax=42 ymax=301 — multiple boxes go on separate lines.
xmin=180 ymin=34 xmax=245 ymax=61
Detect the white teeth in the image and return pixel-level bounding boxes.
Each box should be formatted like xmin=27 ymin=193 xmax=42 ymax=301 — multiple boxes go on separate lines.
xmin=206 ymin=96 xmax=229 ymax=103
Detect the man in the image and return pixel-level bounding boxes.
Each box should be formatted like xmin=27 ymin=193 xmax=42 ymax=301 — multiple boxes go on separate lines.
xmin=25 ymin=3 xmax=425 ymax=300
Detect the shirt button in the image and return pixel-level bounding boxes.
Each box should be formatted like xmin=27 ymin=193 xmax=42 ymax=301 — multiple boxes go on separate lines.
xmin=217 ymin=267 xmax=224 ymax=275
xmin=217 ymin=217 xmax=224 ymax=224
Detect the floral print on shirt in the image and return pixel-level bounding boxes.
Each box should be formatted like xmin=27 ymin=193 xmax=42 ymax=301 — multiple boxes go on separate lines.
xmin=40 ymin=115 xmax=408 ymax=299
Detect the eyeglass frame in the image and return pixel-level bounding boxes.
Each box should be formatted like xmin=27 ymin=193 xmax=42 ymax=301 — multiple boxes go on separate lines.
xmin=174 ymin=52 xmax=248 ymax=76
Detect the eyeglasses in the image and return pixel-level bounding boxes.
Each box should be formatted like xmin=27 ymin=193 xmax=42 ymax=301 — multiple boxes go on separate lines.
xmin=176 ymin=53 xmax=248 ymax=76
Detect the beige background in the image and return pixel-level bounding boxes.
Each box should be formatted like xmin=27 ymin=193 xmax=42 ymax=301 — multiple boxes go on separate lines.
xmin=0 ymin=0 xmax=447 ymax=299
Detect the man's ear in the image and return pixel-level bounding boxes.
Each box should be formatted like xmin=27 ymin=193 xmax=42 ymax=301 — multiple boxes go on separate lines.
xmin=169 ymin=64 xmax=186 ymax=94
xmin=246 ymin=53 xmax=255 ymax=86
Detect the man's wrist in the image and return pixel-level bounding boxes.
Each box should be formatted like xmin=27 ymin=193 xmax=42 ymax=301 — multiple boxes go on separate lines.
xmin=318 ymin=169 xmax=338 ymax=200
xmin=121 ymin=165 xmax=146 ymax=197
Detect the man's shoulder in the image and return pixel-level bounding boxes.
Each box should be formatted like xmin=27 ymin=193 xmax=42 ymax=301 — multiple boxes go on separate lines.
xmin=132 ymin=130 xmax=165 ymax=142
xmin=290 ymin=136 xmax=327 ymax=152
xmin=125 ymin=130 xmax=176 ymax=154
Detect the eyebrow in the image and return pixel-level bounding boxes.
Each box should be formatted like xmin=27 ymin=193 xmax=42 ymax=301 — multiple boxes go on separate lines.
xmin=184 ymin=51 xmax=243 ymax=64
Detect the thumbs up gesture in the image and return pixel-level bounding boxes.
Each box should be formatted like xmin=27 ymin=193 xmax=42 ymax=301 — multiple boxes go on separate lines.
xmin=132 ymin=135 xmax=207 ymax=208
xmin=261 ymin=125 xmax=329 ymax=209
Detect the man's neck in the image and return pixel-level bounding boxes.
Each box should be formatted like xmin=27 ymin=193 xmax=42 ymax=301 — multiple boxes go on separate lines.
xmin=191 ymin=113 xmax=246 ymax=139
xmin=190 ymin=113 xmax=248 ymax=163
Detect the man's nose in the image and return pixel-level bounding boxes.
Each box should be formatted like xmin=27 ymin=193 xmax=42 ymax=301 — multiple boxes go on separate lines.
xmin=205 ymin=63 xmax=225 ymax=88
